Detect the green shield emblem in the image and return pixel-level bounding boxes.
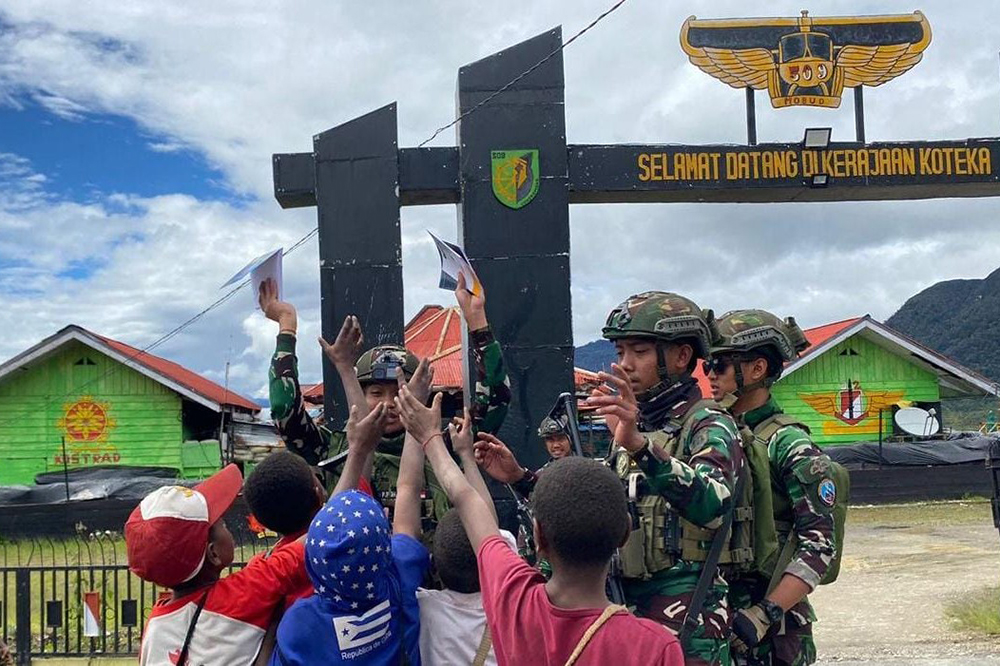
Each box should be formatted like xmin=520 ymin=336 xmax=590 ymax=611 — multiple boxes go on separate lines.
xmin=491 ymin=149 xmax=540 ymax=209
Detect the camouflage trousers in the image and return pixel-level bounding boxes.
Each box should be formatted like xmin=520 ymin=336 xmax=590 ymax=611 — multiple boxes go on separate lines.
xmin=625 ymin=569 xmax=732 ymax=666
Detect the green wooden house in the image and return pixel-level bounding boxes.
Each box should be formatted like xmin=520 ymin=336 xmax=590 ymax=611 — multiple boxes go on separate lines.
xmin=771 ymin=316 xmax=999 ymax=445
xmin=0 ymin=325 xmax=261 ymax=485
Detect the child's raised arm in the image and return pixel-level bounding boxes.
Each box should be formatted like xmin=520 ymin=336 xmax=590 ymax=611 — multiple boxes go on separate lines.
xmin=332 ymin=403 xmax=387 ymax=497
xmin=449 ymin=409 xmax=498 ymax=524
xmin=396 ymin=385 xmax=499 ymax=551
xmin=392 ymin=377 xmax=430 ymax=538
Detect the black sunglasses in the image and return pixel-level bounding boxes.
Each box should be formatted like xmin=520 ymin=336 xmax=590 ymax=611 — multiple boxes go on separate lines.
xmin=702 ymin=356 xmax=736 ymax=376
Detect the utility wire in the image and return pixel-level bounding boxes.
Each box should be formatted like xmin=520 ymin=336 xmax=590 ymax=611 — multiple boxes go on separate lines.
xmin=417 ymin=0 xmax=629 ymax=148
xmin=1 ymin=0 xmax=628 ymax=428
xmin=0 ymin=227 xmax=319 ymax=429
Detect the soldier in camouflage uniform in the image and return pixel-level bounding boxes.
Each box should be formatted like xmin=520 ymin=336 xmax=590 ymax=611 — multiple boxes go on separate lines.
xmin=586 ymin=291 xmax=743 ymax=666
xmin=475 ymin=410 xmax=575 ymax=500
xmin=705 ymin=310 xmax=837 ymax=666
xmin=258 ymin=276 xmax=510 ymax=520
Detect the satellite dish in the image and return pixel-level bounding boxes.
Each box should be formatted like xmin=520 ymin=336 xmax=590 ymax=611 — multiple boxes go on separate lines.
xmin=895 ymin=407 xmax=940 ymax=437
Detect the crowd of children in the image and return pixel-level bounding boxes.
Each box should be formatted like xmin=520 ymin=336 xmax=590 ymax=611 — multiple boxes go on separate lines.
xmin=123 ymin=277 xmax=685 ymax=666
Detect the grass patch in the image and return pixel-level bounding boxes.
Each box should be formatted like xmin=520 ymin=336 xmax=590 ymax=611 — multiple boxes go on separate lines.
xmin=946 ymin=586 xmax=1000 ymax=635
xmin=848 ymin=500 xmax=992 ymax=527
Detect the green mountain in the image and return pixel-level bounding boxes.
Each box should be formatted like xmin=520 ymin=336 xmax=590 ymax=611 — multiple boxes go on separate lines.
xmin=574 ymin=339 xmax=615 ymax=372
xmin=886 ymin=266 xmax=1000 ymax=383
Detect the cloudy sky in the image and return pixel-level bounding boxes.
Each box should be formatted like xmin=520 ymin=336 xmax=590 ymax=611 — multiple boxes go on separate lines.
xmin=2 ymin=0 xmax=999 ymax=402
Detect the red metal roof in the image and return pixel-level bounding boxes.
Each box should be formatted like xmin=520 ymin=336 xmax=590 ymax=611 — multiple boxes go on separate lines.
xmin=405 ymin=305 xmax=465 ymax=390
xmin=691 ymin=316 xmax=864 ymax=397
xmin=97 ymin=334 xmax=260 ymax=413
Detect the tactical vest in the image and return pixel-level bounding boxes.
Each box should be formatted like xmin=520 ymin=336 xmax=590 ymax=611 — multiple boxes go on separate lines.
xmin=753 ymin=414 xmax=849 ymax=586
xmin=613 ymin=399 xmax=768 ymax=580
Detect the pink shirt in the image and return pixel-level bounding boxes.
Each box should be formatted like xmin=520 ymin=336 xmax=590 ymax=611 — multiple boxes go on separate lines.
xmin=477 ymin=535 xmax=684 ymax=666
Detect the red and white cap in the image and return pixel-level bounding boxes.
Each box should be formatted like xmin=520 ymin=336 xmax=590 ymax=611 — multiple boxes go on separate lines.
xmin=125 ymin=464 xmax=242 ymax=588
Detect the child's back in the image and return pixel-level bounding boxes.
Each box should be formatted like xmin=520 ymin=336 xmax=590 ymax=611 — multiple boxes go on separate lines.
xmin=417 ymin=511 xmax=518 ymax=666
xmin=270 ymin=489 xmax=429 ymax=666
xmin=477 ymin=534 xmax=681 ymax=666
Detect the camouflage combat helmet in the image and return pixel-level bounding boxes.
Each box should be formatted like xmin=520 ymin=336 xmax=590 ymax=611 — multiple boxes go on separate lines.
xmin=710 ymin=309 xmax=810 ymax=391
xmin=537 ymin=415 xmax=569 ymax=438
xmin=602 ymin=291 xmax=717 ymax=359
xmin=355 ymin=345 xmax=419 ymax=385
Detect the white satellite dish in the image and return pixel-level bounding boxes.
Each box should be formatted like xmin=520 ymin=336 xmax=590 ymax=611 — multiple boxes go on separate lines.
xmin=895 ymin=407 xmax=940 ymax=437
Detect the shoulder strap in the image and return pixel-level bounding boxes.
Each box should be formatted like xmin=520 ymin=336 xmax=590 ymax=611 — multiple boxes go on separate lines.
xmin=563 ymin=604 xmax=627 ymax=666
xmin=175 ymin=590 xmax=211 ymax=666
xmin=471 ymin=624 xmax=493 ymax=666
xmin=754 ymin=413 xmax=808 ymax=445
xmin=679 ymin=470 xmax=747 ymax=645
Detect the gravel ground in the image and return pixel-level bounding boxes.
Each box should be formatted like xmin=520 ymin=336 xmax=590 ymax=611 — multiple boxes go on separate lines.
xmin=811 ymin=502 xmax=1000 ymax=665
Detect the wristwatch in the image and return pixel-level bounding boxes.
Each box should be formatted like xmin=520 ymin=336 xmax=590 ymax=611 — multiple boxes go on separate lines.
xmin=628 ymin=439 xmax=655 ymax=467
xmin=759 ymin=599 xmax=784 ymax=625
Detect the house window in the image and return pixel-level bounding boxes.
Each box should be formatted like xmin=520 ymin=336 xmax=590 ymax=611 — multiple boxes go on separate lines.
xmin=839 ymin=348 xmax=859 ymax=357
xmin=74 ymin=357 xmax=97 ymax=366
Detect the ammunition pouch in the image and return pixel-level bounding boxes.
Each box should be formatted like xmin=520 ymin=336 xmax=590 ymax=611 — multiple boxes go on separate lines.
xmin=614 ymin=399 xmax=767 ymax=581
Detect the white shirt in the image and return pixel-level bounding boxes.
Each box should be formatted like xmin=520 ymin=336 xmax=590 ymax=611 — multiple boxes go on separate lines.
xmin=416 ymin=530 xmax=517 ymax=666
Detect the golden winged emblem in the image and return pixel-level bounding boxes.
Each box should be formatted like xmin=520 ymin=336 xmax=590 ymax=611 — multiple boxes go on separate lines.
xmin=680 ymin=10 xmax=931 ymax=109
xmin=799 ymin=382 xmax=906 ymax=436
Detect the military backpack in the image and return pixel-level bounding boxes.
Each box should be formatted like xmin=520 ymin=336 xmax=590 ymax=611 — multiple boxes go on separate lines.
xmin=753 ymin=413 xmax=849 ymax=586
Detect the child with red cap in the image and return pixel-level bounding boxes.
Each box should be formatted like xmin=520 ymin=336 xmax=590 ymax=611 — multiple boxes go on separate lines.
xmin=125 ymin=464 xmax=310 ymax=666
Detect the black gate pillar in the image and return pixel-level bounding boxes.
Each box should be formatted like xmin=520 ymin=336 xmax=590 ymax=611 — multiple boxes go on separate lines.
xmin=313 ymin=103 xmax=403 ymax=428
xmin=457 ymin=28 xmax=574 ymax=468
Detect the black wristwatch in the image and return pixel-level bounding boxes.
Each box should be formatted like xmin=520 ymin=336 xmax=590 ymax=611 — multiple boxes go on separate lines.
xmin=759 ymin=599 xmax=784 ymax=624
xmin=628 ymin=440 xmax=655 ymax=468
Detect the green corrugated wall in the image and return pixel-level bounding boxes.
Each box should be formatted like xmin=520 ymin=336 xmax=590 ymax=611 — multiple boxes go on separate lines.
xmin=772 ymin=333 xmax=939 ymax=445
xmin=0 ymin=340 xmax=213 ymax=484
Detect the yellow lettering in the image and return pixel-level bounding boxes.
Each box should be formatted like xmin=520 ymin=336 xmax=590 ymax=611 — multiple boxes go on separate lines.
xmin=709 ymin=153 xmax=721 ymax=180
xmin=802 ymin=150 xmax=816 ymax=177
xmin=954 ymin=148 xmax=968 ymax=175
xmin=978 ymin=147 xmax=992 ymax=175
xmin=725 ymin=153 xmax=739 ymax=180
xmin=843 ymin=150 xmax=857 ymax=177
xmin=697 ymin=153 xmax=711 ymax=180
xmin=638 ymin=154 xmax=651 ymax=182
xmin=941 ymin=147 xmax=955 ymax=175
xmin=649 ymin=153 xmax=664 ymax=180
xmin=684 ymin=153 xmax=700 ymax=180
xmin=785 ymin=151 xmax=799 ymax=178
xmin=761 ymin=150 xmax=774 ymax=179
xmin=855 ymin=149 xmax=870 ymax=177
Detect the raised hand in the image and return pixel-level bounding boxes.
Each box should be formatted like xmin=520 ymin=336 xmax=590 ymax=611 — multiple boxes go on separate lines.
xmin=318 ymin=315 xmax=364 ymax=371
xmin=586 ymin=363 xmax=644 ymax=451
xmin=345 ymin=403 xmax=387 ymax=454
xmin=455 ymin=273 xmax=487 ymax=331
xmin=473 ymin=432 xmax=525 ymax=484
xmin=406 ymin=357 xmax=435 ymax=404
xmin=449 ymin=408 xmax=474 ymax=458
xmin=258 ymin=278 xmax=296 ymax=331
xmin=395 ymin=385 xmax=443 ymax=445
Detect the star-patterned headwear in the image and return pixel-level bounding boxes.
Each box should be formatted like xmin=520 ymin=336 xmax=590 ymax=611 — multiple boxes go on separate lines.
xmin=306 ymin=489 xmax=393 ymax=612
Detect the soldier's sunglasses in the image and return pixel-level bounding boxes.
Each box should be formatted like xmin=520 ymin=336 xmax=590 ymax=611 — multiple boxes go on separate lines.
xmin=702 ymin=356 xmax=736 ymax=376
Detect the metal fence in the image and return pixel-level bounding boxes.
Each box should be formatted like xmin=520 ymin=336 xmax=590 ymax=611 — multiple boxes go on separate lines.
xmin=0 ymin=531 xmax=275 ymax=664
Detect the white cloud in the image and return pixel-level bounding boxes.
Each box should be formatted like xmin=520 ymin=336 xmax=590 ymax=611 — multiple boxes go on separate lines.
xmin=1 ymin=0 xmax=999 ymax=402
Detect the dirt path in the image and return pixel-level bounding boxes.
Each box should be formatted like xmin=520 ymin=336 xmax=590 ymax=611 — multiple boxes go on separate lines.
xmin=811 ymin=502 xmax=1000 ymax=665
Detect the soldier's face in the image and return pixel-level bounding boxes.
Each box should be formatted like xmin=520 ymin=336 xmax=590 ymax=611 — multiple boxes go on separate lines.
xmin=544 ymin=434 xmax=571 ymax=459
xmin=614 ymin=339 xmax=660 ymax=393
xmin=364 ymin=382 xmax=402 ymax=433
xmin=705 ymin=355 xmax=739 ymax=401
